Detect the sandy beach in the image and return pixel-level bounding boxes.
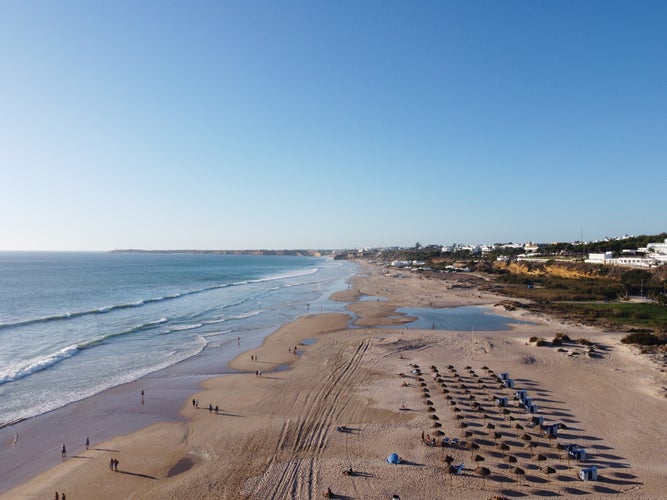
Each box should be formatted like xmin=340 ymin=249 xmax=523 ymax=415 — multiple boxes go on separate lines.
xmin=3 ymin=262 xmax=666 ymax=499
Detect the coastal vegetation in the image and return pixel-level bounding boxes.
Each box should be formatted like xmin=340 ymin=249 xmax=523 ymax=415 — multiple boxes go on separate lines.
xmin=357 ymin=233 xmax=667 ymax=337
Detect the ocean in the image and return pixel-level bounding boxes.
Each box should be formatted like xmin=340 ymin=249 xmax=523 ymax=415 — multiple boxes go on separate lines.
xmin=0 ymin=252 xmax=356 ymax=428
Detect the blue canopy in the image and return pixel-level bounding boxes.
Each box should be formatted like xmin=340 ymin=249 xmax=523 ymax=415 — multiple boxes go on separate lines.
xmin=387 ymin=453 xmax=400 ymax=464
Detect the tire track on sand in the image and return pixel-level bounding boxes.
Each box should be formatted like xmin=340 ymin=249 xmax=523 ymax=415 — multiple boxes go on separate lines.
xmin=251 ymin=339 xmax=370 ymax=499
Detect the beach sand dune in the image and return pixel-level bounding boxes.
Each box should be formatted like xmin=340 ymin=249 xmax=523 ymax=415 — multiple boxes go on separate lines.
xmin=4 ymin=263 xmax=666 ymax=499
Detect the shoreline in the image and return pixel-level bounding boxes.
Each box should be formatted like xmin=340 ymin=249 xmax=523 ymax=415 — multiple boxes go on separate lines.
xmin=4 ymin=262 xmax=666 ymax=499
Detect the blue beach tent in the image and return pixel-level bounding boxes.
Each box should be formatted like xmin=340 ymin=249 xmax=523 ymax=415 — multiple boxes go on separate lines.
xmin=387 ymin=453 xmax=401 ymax=464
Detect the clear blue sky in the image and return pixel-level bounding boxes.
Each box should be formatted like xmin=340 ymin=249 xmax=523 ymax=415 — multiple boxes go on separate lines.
xmin=1 ymin=1 xmax=665 ymax=250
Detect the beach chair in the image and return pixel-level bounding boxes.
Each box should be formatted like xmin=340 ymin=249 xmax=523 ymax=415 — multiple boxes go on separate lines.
xmin=452 ymin=437 xmax=459 ymax=446
xmin=442 ymin=437 xmax=450 ymax=447
xmin=449 ymin=463 xmax=465 ymax=474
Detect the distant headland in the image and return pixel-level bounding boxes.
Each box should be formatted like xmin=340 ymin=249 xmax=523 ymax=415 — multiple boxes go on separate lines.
xmin=110 ymin=249 xmax=332 ymax=257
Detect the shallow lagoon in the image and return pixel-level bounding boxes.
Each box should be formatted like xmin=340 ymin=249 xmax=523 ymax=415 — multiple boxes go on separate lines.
xmin=389 ymin=306 xmax=532 ymax=331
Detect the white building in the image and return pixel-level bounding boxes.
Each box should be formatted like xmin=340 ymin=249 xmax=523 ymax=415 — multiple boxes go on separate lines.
xmin=646 ymin=238 xmax=667 ymax=263
xmin=586 ymin=251 xmax=660 ymax=268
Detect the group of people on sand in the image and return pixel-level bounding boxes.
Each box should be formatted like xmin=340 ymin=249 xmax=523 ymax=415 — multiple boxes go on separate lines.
xmin=109 ymin=458 xmax=119 ymax=471
xmin=208 ymin=403 xmax=220 ymax=414
xmin=54 ymin=492 xmax=66 ymax=500
xmin=420 ymin=431 xmax=436 ymax=447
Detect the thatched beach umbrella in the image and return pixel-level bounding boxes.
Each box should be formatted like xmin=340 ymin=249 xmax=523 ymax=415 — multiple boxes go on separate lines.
xmin=473 ymin=454 xmax=485 ymax=468
xmin=536 ymin=454 xmax=547 ymax=468
xmin=553 ymin=442 xmax=565 ymax=460
xmin=515 ymin=423 xmax=524 ymax=438
xmin=455 ymin=414 xmax=464 ymax=420
xmin=486 ymin=422 xmax=496 ymax=434
xmin=503 ymin=455 xmax=517 ymax=466
xmin=497 ymin=442 xmax=510 ymax=457
xmin=524 ymin=441 xmax=537 ymax=456
xmin=475 ymin=466 xmax=491 ymax=487
xmin=521 ymin=433 xmax=532 ymax=443
xmin=544 ymin=466 xmax=556 ymax=481
xmin=513 ymin=466 xmax=525 ymax=485
xmin=467 ymin=441 xmax=480 ymax=459
xmin=493 ymin=431 xmax=503 ymax=444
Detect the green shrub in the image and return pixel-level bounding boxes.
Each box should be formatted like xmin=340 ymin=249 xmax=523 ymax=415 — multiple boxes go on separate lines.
xmin=621 ymin=332 xmax=666 ymax=346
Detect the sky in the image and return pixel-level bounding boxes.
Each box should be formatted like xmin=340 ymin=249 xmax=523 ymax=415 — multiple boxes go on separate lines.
xmin=1 ymin=1 xmax=665 ymax=251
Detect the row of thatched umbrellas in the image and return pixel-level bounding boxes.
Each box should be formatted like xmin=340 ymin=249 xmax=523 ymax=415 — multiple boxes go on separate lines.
xmin=412 ymin=363 xmax=562 ymax=486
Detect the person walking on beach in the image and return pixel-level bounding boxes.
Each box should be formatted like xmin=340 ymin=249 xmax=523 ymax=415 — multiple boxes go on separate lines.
xmin=86 ymin=436 xmax=90 ymax=450
xmin=114 ymin=458 xmax=119 ymax=471
xmin=55 ymin=492 xmax=59 ymax=500
xmin=61 ymin=444 xmax=66 ymax=459
xmin=62 ymin=493 xmax=66 ymax=500
xmin=110 ymin=457 xmax=114 ymax=470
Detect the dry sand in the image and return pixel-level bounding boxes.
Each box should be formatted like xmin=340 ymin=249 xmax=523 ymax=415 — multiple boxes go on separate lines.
xmin=4 ymin=262 xmax=666 ymax=499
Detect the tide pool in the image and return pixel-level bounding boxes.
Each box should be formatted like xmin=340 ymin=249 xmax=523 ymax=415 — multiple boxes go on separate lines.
xmin=389 ymin=306 xmax=532 ymax=331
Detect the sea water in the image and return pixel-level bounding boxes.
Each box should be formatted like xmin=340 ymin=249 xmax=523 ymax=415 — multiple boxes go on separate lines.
xmin=0 ymin=252 xmax=356 ymax=427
